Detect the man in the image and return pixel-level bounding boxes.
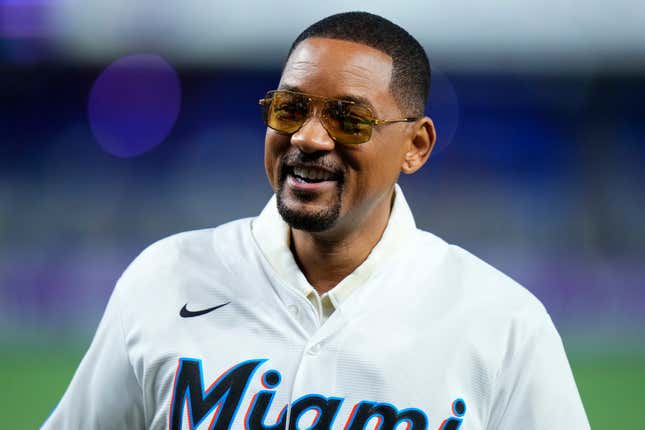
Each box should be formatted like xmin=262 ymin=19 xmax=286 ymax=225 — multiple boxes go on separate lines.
xmin=43 ymin=12 xmax=590 ymax=430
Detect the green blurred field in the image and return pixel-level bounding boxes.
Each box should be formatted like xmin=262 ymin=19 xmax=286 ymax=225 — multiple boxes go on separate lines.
xmin=2 ymin=348 xmax=643 ymax=429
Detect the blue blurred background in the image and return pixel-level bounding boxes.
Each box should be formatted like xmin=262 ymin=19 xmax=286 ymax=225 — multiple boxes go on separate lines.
xmin=1 ymin=1 xmax=644 ymax=428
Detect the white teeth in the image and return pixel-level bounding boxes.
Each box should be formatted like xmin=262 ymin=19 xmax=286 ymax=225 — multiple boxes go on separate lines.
xmin=293 ymin=167 xmax=334 ymax=181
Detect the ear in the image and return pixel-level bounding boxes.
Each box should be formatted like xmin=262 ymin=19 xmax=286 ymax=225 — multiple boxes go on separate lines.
xmin=401 ymin=117 xmax=436 ymax=174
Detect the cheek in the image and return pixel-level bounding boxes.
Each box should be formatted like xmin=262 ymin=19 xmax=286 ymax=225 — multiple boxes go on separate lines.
xmin=343 ymin=138 xmax=404 ymax=193
xmin=263 ymin=145 xmax=276 ymax=188
xmin=264 ymin=130 xmax=290 ymax=190
xmin=374 ymin=134 xmax=408 ymax=179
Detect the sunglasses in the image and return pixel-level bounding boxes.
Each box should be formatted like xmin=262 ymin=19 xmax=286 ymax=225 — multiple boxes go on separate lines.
xmin=259 ymin=90 xmax=418 ymax=145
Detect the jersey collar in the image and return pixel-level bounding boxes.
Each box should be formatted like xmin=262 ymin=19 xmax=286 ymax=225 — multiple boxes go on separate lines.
xmin=251 ymin=183 xmax=417 ymax=317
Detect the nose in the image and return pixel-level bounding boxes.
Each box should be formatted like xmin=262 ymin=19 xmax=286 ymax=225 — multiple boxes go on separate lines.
xmin=290 ymin=115 xmax=336 ymax=153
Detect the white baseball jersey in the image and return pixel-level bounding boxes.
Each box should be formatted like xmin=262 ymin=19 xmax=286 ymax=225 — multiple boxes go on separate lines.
xmin=42 ymin=184 xmax=590 ymax=430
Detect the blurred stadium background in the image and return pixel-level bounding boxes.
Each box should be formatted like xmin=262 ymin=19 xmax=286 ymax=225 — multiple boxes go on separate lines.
xmin=1 ymin=1 xmax=644 ymax=428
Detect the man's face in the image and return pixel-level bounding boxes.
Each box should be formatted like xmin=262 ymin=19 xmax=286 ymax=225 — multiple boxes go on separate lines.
xmin=264 ymin=37 xmax=413 ymax=234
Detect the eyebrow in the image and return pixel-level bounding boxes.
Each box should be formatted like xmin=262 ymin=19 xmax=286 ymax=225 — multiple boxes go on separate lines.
xmin=278 ymin=84 xmax=377 ymax=114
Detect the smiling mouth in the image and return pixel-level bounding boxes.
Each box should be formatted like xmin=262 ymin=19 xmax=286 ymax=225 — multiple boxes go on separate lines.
xmin=283 ymin=165 xmax=342 ymax=184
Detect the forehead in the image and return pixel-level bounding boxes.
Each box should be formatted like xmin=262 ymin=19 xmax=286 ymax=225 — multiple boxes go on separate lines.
xmin=280 ymin=38 xmax=394 ymax=109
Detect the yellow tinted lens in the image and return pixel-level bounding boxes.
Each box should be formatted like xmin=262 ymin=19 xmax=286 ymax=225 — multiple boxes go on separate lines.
xmin=323 ymin=101 xmax=373 ymax=144
xmin=267 ymin=91 xmax=308 ymax=134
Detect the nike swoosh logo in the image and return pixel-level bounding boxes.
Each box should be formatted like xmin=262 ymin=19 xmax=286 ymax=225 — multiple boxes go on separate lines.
xmin=180 ymin=302 xmax=230 ymax=318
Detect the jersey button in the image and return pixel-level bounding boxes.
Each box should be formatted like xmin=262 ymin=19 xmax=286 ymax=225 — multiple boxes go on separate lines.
xmin=308 ymin=343 xmax=321 ymax=355
xmin=288 ymin=304 xmax=299 ymax=317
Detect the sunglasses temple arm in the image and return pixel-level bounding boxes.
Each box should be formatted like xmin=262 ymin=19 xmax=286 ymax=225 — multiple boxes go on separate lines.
xmin=373 ymin=117 xmax=418 ymax=125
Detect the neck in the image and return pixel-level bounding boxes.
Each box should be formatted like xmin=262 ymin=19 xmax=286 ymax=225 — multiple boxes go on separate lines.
xmin=290 ymin=188 xmax=395 ymax=295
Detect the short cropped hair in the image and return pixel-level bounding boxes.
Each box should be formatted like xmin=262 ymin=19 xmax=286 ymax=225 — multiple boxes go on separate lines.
xmin=286 ymin=11 xmax=430 ymax=117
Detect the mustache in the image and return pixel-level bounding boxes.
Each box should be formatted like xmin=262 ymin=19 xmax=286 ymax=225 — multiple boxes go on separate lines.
xmin=279 ymin=151 xmax=345 ymax=179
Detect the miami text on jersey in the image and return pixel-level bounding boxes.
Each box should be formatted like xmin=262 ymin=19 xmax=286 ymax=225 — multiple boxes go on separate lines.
xmin=169 ymin=358 xmax=467 ymax=430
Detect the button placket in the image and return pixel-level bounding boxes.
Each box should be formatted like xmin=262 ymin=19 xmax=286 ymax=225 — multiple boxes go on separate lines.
xmin=288 ymin=304 xmax=300 ymax=318
xmin=285 ymin=290 xmax=323 ymax=334
xmin=307 ymin=342 xmax=322 ymax=355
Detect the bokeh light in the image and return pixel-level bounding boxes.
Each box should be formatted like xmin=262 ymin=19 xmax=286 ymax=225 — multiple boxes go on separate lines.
xmin=88 ymin=53 xmax=181 ymax=158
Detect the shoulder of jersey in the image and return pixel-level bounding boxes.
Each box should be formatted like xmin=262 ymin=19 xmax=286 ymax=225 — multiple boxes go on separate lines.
xmin=115 ymin=217 xmax=254 ymax=291
xmin=412 ymin=229 xmax=547 ymax=321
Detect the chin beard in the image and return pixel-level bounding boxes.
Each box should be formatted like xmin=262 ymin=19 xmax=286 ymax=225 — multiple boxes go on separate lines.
xmin=276 ymin=183 xmax=343 ymax=233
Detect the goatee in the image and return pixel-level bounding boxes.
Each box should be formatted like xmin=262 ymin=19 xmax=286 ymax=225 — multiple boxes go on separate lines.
xmin=276 ymin=182 xmax=343 ymax=232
